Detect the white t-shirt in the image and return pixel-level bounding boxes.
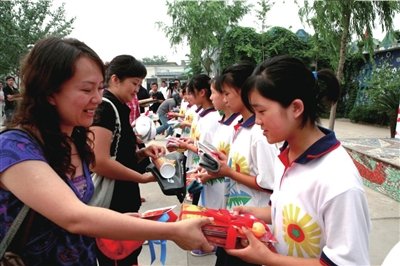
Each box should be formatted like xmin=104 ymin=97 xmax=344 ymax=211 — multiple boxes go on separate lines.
xmin=185 ymin=106 xmax=202 ymax=171
xmin=172 ymin=100 xmax=190 ymax=136
xmin=181 ymin=104 xmax=197 ymax=138
xmin=196 ymin=108 xmax=221 ymax=144
xmin=200 ymin=113 xmax=242 ymax=209
xmin=225 ymin=115 xmax=278 ymax=210
xmin=271 ymin=128 xmax=371 ymax=265
xmin=189 ymin=107 xmax=221 ymax=170
xmin=159 ymin=86 xmax=168 ymax=99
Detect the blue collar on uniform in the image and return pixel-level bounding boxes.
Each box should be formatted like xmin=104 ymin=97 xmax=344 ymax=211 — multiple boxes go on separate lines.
xmin=220 ymin=113 xmax=240 ymax=125
xmin=199 ymin=107 xmax=216 ymax=117
xmin=279 ymin=126 xmax=340 ymax=165
xmin=235 ymin=114 xmax=255 ymax=129
xmin=195 ymin=106 xmax=202 ymax=113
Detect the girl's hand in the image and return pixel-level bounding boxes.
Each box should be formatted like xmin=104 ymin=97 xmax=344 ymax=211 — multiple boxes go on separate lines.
xmin=167 ymin=112 xmax=177 ymax=119
xmin=180 ymin=137 xmax=193 ymax=144
xmin=205 ymin=151 xmax=231 ymax=177
xmin=232 ymin=206 xmax=271 ymax=223
xmin=231 ymin=205 xmax=251 ymax=216
xmin=172 ymin=218 xmax=215 ymax=251
xmin=179 ymin=121 xmax=190 ymax=129
xmin=226 ymin=227 xmax=274 ymax=265
xmin=196 ymin=168 xmax=220 ymax=184
xmin=174 ymin=138 xmax=192 ymax=151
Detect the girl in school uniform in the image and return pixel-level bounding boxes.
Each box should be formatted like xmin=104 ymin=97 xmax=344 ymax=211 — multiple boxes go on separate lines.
xmin=227 ymin=55 xmax=371 ymax=266
xmin=178 ymin=75 xmax=222 ymax=257
xmin=178 ymin=75 xmax=221 ymax=194
xmin=205 ymin=62 xmax=279 ymax=266
xmin=195 ymin=78 xmax=241 ymax=210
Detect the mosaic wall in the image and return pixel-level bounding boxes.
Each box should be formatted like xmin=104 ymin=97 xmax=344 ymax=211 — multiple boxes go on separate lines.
xmin=343 ymin=139 xmax=400 ymax=202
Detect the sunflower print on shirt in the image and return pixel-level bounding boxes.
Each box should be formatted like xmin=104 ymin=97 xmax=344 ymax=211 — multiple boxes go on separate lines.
xmin=231 ymin=152 xmax=250 ymax=174
xmin=282 ymin=204 xmax=322 ymax=257
xmin=190 ymin=121 xmax=200 ymax=141
xmin=225 ymin=153 xmax=251 ymax=208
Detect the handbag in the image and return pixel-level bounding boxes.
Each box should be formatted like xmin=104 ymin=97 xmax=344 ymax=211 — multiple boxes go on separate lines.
xmin=88 ymin=97 xmax=121 ymax=208
xmin=146 ymin=151 xmax=187 ymax=203
xmin=0 ymin=205 xmax=29 ymax=266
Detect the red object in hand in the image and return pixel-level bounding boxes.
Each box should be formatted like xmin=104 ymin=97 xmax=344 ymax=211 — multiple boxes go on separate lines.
xmin=96 ymin=238 xmax=144 ymax=260
xmin=180 ymin=204 xmax=276 ymax=249
xmin=97 ymin=207 xmax=177 ymax=260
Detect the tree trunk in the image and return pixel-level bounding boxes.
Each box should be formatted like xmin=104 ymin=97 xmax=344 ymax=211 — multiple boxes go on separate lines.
xmin=328 ymin=8 xmax=351 ymax=130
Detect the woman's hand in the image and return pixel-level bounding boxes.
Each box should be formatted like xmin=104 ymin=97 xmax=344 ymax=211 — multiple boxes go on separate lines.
xmin=124 ymin=212 xmax=141 ymax=218
xmin=226 ymin=227 xmax=274 ymax=265
xmin=141 ymin=144 xmax=166 ymax=160
xmin=171 ymin=218 xmax=215 ymax=251
xmin=135 ymin=133 xmax=144 ymax=145
xmin=141 ymin=172 xmax=156 ymax=183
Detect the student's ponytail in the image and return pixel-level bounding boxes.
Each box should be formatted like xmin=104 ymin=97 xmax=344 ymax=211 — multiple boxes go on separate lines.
xmin=314 ymin=69 xmax=341 ymax=117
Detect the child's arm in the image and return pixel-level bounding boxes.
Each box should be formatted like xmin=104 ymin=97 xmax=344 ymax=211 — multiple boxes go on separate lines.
xmin=226 ymin=229 xmax=322 ymax=266
xmin=179 ymin=120 xmax=192 ymax=128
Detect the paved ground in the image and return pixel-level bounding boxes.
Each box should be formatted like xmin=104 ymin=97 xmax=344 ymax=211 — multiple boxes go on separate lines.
xmin=137 ymin=118 xmax=399 ymax=266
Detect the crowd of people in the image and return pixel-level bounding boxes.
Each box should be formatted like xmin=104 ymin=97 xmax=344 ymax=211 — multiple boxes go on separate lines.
xmin=0 ymin=36 xmax=371 ymax=266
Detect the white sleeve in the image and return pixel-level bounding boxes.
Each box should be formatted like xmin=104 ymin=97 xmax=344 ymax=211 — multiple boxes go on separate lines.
xmin=321 ymin=188 xmax=371 ymax=265
xmin=251 ymin=135 xmax=278 ymax=190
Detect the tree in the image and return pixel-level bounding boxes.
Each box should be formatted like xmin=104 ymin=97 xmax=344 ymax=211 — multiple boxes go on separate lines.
xmin=365 ymin=62 xmax=400 ymax=138
xmin=219 ymin=25 xmax=312 ymax=72
xmin=219 ymin=26 xmax=261 ymax=70
xmin=0 ymin=0 xmax=74 ymax=78
xmin=158 ymin=0 xmax=250 ymax=75
xmin=255 ymin=0 xmax=272 ymax=32
xmin=255 ymin=0 xmax=272 ymax=61
xmin=142 ymin=55 xmax=168 ymax=65
xmin=299 ymin=0 xmax=400 ymax=129
xmin=262 ymin=26 xmax=311 ymax=63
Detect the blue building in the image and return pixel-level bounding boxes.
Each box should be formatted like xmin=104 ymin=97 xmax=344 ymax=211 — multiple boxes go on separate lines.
xmin=356 ymin=33 xmax=400 ymax=105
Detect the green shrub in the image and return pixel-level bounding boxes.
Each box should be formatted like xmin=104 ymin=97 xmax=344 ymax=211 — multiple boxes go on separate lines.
xmin=348 ymin=105 xmax=389 ymax=126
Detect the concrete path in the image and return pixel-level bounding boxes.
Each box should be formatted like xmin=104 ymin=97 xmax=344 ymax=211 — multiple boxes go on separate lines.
xmin=138 ymin=119 xmax=399 ymax=266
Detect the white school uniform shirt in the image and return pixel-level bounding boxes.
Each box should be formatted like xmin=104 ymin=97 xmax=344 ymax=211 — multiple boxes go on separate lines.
xmin=225 ymin=115 xmax=278 ymax=210
xmin=271 ymin=127 xmax=371 ymax=265
xmin=196 ymin=107 xmax=221 ymax=144
xmin=186 ymin=107 xmax=221 ymax=169
xmin=181 ymin=104 xmax=197 ymax=138
xmin=199 ymin=113 xmax=242 ymax=209
xmin=190 ymin=107 xmax=221 ymax=170
xmin=173 ymin=99 xmax=190 ymax=136
xmin=185 ymin=106 xmax=202 ymax=171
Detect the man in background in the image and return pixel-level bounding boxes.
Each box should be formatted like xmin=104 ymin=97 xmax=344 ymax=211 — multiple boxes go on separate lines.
xmin=149 ymin=82 xmax=165 ymax=113
xmin=159 ymin=80 xmax=168 ymax=99
xmin=0 ymin=81 xmax=5 ymax=126
xmin=3 ymin=76 xmax=21 ymax=123
xmin=137 ymin=85 xmax=150 ymax=113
